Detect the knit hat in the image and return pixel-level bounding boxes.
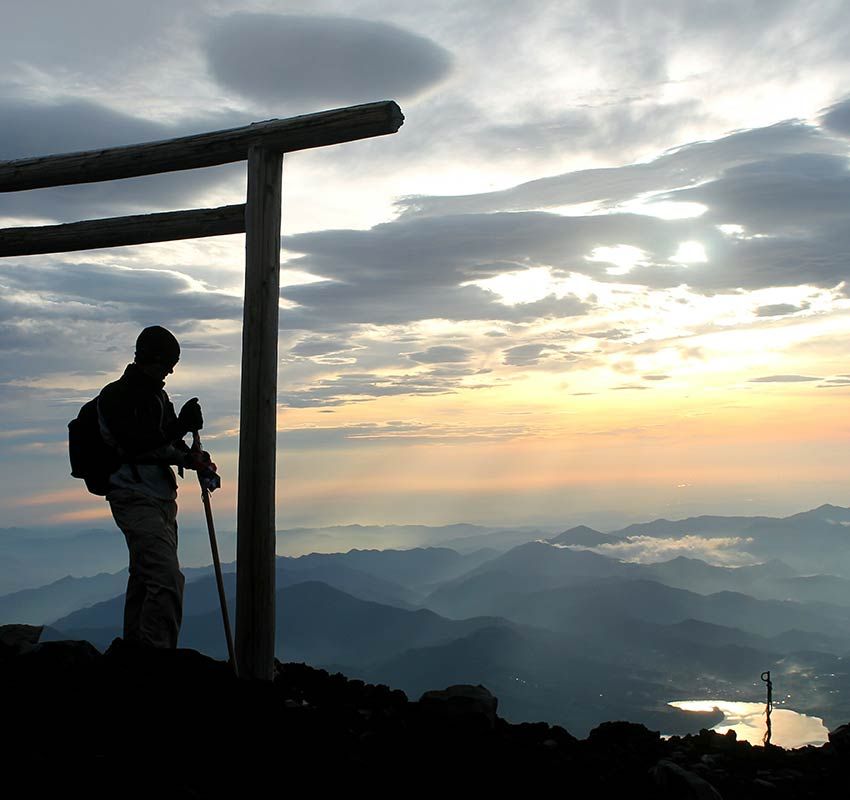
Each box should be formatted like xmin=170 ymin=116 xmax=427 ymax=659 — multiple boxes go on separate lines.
xmin=135 ymin=325 xmax=180 ymax=366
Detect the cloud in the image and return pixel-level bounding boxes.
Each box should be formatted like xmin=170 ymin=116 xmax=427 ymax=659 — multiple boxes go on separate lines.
xmin=406 ymin=345 xmax=472 ymax=364
xmin=329 ymin=0 xmax=850 ymax=176
xmin=281 ymin=214 xmax=592 ymax=329
xmin=0 ymin=0 xmax=193 ymax=79
xmin=502 ymin=344 xmax=552 ymax=367
xmin=583 ymin=328 xmax=634 ymax=340
xmin=280 ymin=163 xmax=849 ymax=330
xmin=382 ymin=118 xmax=850 ymax=295
xmin=666 ymin=153 xmax=850 ymax=232
xmin=0 ymin=261 xmax=241 ymax=326
xmin=467 ymin=98 xmax=706 ymax=162
xmin=749 ymin=374 xmax=820 ymax=383
xmin=4 ymin=102 xmax=848 ymax=442
xmin=205 ymin=13 xmax=452 ymax=106
xmin=755 ymin=303 xmax=806 ymax=317
xmin=0 ymin=258 xmax=245 ymax=415
xmin=281 ymin=276 xmax=575 ymax=330
xmin=276 ymin=419 xmax=529 ymax=449
xmin=821 ymin=96 xmax=850 ymax=137
xmin=279 ymin=369 xmax=467 ymax=408
xmin=569 ymin=535 xmax=757 ymax=566
xmin=396 ymin=120 xmax=840 ymax=218
xmin=0 ymin=98 xmax=173 ymax=160
xmin=289 ymin=338 xmax=357 ymax=358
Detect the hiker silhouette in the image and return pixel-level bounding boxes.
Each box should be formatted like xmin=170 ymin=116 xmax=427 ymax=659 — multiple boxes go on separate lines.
xmin=86 ymin=326 xmax=216 ymax=649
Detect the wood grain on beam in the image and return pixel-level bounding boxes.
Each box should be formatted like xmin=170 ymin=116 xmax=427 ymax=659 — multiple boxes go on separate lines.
xmin=0 ymin=204 xmax=246 ymax=256
xmin=0 ymin=101 xmax=403 ymax=192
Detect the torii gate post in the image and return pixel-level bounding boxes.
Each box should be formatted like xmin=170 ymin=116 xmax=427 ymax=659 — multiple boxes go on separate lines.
xmin=0 ymin=101 xmax=404 ymax=680
xmin=238 ymin=145 xmax=283 ymax=679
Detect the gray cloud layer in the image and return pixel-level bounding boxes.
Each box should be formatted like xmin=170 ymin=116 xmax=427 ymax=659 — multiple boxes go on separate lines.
xmin=353 ymin=119 xmax=850 ymax=295
xmin=755 ymin=303 xmax=806 ymax=317
xmin=396 ymin=120 xmax=839 ymax=218
xmin=0 ymin=261 xmax=241 ymax=328
xmin=279 ymin=368 xmax=481 ymax=408
xmin=750 ymin=375 xmax=820 ymax=383
xmin=821 ymin=96 xmax=850 ymax=137
xmin=3 ymin=72 xmax=850 ymax=419
xmin=406 ymin=346 xmax=471 ymax=364
xmin=667 ymin=153 xmax=850 ymax=231
xmin=280 ymin=213 xmax=592 ymax=329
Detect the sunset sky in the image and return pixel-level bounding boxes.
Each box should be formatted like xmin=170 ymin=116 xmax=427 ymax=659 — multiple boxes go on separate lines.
xmin=2 ymin=0 xmax=850 ymax=532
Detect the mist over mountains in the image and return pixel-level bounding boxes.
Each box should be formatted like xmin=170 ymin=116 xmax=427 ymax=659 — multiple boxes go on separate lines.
xmin=6 ymin=504 xmax=850 ymax=737
xmin=0 ymin=522 xmax=532 ymax=596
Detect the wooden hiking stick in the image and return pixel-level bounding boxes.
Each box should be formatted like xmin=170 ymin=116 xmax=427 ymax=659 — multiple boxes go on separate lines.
xmin=193 ymin=431 xmax=237 ymax=676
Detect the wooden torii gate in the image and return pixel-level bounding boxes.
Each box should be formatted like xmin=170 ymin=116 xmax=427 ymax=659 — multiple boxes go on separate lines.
xmin=0 ymin=100 xmax=404 ymax=680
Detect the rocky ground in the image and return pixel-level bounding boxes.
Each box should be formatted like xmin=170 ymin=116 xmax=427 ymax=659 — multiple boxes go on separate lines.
xmin=2 ymin=624 xmax=847 ymax=798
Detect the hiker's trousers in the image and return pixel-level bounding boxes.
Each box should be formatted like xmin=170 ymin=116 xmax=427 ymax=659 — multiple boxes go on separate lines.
xmin=107 ymin=488 xmax=185 ymax=649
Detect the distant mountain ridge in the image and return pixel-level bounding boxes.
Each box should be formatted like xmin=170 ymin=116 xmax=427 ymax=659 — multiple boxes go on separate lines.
xmin=605 ymin=505 xmax=850 ymax=575
xmin=0 ymin=572 xmax=127 ymax=626
xmin=548 ymin=525 xmax=624 ymax=547
xmin=7 ymin=502 xmax=850 ymax=597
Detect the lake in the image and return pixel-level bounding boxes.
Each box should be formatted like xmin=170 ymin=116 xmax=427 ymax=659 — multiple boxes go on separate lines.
xmin=668 ymin=700 xmax=829 ymax=748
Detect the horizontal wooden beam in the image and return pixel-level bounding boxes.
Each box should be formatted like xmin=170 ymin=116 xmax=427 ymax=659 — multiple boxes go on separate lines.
xmin=0 ymin=101 xmax=403 ymax=192
xmin=0 ymin=204 xmax=246 ymax=256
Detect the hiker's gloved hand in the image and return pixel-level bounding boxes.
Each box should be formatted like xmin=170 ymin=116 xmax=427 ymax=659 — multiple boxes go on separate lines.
xmin=186 ymin=449 xmax=216 ymax=472
xmin=189 ymin=450 xmax=221 ymax=492
xmin=177 ymin=397 xmax=203 ymax=434
xmin=199 ymin=464 xmax=221 ymax=492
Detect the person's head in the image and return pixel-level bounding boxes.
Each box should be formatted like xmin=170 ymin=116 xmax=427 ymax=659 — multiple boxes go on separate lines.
xmin=134 ymin=325 xmax=180 ymax=381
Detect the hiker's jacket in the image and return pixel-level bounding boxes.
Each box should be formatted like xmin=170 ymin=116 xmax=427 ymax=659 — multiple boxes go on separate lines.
xmin=98 ymin=363 xmax=191 ymax=500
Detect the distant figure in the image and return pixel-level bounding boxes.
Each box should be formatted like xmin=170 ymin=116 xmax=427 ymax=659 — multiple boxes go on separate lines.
xmin=762 ymin=670 xmax=774 ymax=746
xmin=98 ymin=326 xmax=216 ymax=649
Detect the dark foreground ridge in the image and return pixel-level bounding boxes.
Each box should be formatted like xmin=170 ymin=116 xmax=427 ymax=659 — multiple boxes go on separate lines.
xmin=2 ymin=625 xmax=848 ymax=798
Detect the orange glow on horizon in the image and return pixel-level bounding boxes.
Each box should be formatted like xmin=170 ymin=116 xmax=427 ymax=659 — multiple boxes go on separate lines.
xmin=45 ymin=506 xmax=112 ymax=524
xmin=15 ymin=487 xmax=93 ymax=507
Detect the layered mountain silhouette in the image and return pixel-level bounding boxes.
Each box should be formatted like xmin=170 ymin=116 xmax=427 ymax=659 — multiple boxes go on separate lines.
xmin=8 ymin=505 xmax=850 ymax=735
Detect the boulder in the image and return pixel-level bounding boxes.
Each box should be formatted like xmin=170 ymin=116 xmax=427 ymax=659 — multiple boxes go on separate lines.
xmin=750 ymin=778 xmax=778 ymax=795
xmin=587 ymin=720 xmax=664 ymax=765
xmin=652 ymin=759 xmax=724 ymax=799
xmin=0 ymin=624 xmax=44 ymax=657
xmin=18 ymin=638 xmax=100 ymax=670
xmin=828 ymin=723 xmax=850 ymax=757
xmin=419 ymin=684 xmax=498 ymax=728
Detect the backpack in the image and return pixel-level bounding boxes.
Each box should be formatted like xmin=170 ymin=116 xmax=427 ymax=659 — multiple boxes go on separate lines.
xmin=68 ymin=397 xmax=122 ymax=496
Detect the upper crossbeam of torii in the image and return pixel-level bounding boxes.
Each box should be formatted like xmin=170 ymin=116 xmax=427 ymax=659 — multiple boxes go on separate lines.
xmin=0 ymin=100 xmax=404 ymax=680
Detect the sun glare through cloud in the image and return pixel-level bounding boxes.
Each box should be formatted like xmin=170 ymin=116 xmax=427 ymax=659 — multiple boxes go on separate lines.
xmin=470 ymin=267 xmax=563 ymax=305
xmin=671 ymin=241 xmax=708 ymax=263
xmin=586 ymin=244 xmax=649 ymax=276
